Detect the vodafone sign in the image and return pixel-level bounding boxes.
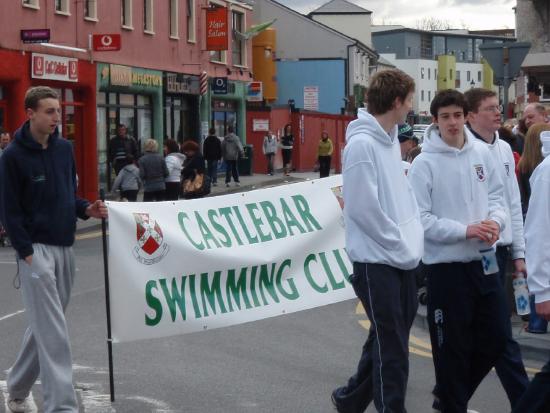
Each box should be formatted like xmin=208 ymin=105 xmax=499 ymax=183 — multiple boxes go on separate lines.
xmin=31 ymin=53 xmax=78 ymax=82
xmin=92 ymin=34 xmax=121 ymax=52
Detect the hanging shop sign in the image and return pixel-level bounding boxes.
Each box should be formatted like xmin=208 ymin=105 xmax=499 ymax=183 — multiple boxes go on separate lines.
xmin=31 ymin=53 xmax=78 ymax=82
xmin=206 ymin=6 xmax=228 ymax=51
xmin=92 ymin=34 xmax=121 ymax=52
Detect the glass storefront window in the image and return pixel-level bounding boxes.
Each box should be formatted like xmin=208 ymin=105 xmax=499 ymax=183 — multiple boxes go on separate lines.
xmin=120 ymin=107 xmax=135 ymax=138
xmin=97 ymin=107 xmax=108 ymax=191
xmin=120 ymin=94 xmax=134 ymax=106
xmin=164 ymin=106 xmax=172 ymax=140
xmin=137 ymin=95 xmax=151 ymax=106
xmin=138 ymin=108 xmax=152 ymax=149
xmin=109 ymin=93 xmax=117 ymax=104
xmin=64 ymin=89 xmax=74 ymax=102
xmin=97 ymin=92 xmax=106 ymax=105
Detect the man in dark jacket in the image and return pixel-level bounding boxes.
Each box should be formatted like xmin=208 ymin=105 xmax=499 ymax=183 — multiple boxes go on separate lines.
xmin=0 ymin=86 xmax=107 ymax=413
xmin=202 ymin=127 xmax=222 ymax=186
xmin=108 ymin=123 xmax=138 ymax=175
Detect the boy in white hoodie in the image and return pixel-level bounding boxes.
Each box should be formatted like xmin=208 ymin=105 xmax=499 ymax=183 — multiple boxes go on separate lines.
xmin=408 ymin=89 xmax=508 ymax=413
xmin=464 ymin=88 xmax=529 ymax=409
xmin=332 ymin=69 xmax=424 ymax=413
xmin=512 ymin=131 xmax=550 ymax=413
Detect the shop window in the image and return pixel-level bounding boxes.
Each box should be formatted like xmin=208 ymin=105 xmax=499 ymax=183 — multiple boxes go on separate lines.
xmin=22 ymin=0 xmax=39 ymax=9
xmin=144 ymin=0 xmax=154 ymax=34
xmin=121 ymin=0 xmax=133 ymax=29
xmin=187 ymin=0 xmax=196 ymax=43
xmin=232 ymin=11 xmax=245 ymax=67
xmin=55 ymin=0 xmax=69 ymax=14
xmin=84 ymin=0 xmax=97 ymax=20
xmin=421 ymin=90 xmax=424 ymax=101
xmin=169 ymin=0 xmax=178 ymax=38
xmin=478 ymin=71 xmax=482 ymax=82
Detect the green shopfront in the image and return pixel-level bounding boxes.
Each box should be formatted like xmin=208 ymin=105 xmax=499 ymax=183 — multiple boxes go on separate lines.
xmin=200 ymin=79 xmax=247 ymax=142
xmin=97 ymin=63 xmax=163 ymax=190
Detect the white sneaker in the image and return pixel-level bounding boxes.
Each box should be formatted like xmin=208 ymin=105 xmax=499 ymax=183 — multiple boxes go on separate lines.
xmin=8 ymin=398 xmax=28 ymax=413
xmin=467 ymin=410 xmax=481 ymax=413
xmin=235 ymin=182 xmax=241 ymax=187
xmin=226 ymin=183 xmax=230 ymax=187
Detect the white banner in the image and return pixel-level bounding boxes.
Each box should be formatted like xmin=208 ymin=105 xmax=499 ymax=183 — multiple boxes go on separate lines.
xmin=107 ymin=176 xmax=354 ymax=343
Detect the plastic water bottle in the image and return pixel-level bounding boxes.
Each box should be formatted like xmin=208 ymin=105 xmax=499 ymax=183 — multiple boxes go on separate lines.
xmin=479 ymin=246 xmax=499 ymax=275
xmin=513 ymin=274 xmax=531 ymax=316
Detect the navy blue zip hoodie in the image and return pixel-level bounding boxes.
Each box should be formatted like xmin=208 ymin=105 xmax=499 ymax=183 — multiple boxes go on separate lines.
xmin=0 ymin=121 xmax=90 ymax=259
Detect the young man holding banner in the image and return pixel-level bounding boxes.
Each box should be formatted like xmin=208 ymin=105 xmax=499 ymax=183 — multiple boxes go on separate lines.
xmin=0 ymin=86 xmax=107 ymax=413
xmin=332 ymin=69 xmax=424 ymax=413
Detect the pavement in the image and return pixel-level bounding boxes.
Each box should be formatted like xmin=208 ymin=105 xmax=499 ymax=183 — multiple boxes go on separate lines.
xmin=77 ymin=169 xmax=550 ymax=361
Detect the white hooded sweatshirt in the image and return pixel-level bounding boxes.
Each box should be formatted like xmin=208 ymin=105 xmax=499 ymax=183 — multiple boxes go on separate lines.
xmin=469 ymin=128 xmax=525 ymax=259
xmin=342 ymin=109 xmax=423 ymax=270
xmin=524 ymin=131 xmax=550 ymax=304
xmin=408 ymin=124 xmax=506 ymax=264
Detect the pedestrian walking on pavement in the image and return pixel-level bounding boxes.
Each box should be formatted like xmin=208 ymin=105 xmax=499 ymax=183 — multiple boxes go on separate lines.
xmin=317 ymin=131 xmax=333 ymax=178
xmin=181 ymin=140 xmax=207 ymax=199
xmin=111 ymin=154 xmax=142 ymax=201
xmin=139 ymin=139 xmax=168 ymax=202
xmin=164 ymin=139 xmax=185 ymax=200
xmin=281 ymin=124 xmax=294 ymax=176
xmin=203 ymin=128 xmax=222 ymax=186
xmin=0 ymin=86 xmax=108 ymax=413
xmin=332 ymin=69 xmax=424 ymax=413
xmin=512 ymin=130 xmax=550 ymax=413
xmin=408 ymin=89 xmax=509 ymax=413
xmin=108 ymin=123 xmax=138 ymax=175
xmin=222 ymin=126 xmax=244 ymax=187
xmin=263 ymin=130 xmax=278 ymax=175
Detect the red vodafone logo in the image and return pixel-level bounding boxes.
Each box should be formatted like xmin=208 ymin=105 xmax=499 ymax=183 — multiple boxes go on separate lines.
xmin=69 ymin=60 xmax=78 ymax=79
xmin=33 ymin=55 xmax=44 ymax=76
xmin=92 ymin=34 xmax=121 ymax=51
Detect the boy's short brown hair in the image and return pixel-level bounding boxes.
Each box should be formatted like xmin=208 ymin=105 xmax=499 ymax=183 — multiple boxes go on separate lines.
xmin=24 ymin=86 xmax=59 ymax=110
xmin=366 ymin=69 xmax=415 ymax=115
xmin=464 ymin=88 xmax=497 ymax=113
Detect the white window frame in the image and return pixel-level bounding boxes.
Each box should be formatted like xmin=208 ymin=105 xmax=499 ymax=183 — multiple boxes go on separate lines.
xmin=121 ymin=0 xmax=133 ymax=30
xmin=84 ymin=0 xmax=98 ymax=21
xmin=144 ymin=0 xmax=154 ymax=34
xmin=169 ymin=0 xmax=179 ymax=39
xmin=187 ymin=0 xmax=196 ymax=43
xmin=208 ymin=0 xmax=226 ymax=63
xmin=231 ymin=8 xmax=247 ymax=68
xmin=22 ymin=0 xmax=39 ymax=9
xmin=54 ymin=0 xmax=70 ymax=15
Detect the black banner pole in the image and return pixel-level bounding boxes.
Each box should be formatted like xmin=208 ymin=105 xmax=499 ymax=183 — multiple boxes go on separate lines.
xmin=100 ymin=189 xmax=115 ymax=402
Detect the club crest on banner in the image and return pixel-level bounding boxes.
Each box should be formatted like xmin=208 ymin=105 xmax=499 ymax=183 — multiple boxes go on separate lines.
xmin=132 ymin=213 xmax=169 ymax=265
xmin=474 ymin=164 xmax=485 ymax=182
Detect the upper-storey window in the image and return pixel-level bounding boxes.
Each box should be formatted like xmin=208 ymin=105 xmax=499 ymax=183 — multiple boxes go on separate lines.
xmin=55 ymin=0 xmax=69 ymax=14
xmin=169 ymin=0 xmax=178 ymax=38
xmin=122 ymin=0 xmax=133 ymax=29
xmin=22 ymin=0 xmax=39 ymax=9
xmin=144 ymin=0 xmax=154 ymax=33
xmin=231 ymin=11 xmax=245 ymax=66
xmin=85 ymin=0 xmax=97 ymax=20
xmin=187 ymin=0 xmax=196 ymax=43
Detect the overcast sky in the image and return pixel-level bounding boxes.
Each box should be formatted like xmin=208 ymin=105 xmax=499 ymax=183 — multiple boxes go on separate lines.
xmin=274 ymin=0 xmax=516 ymax=30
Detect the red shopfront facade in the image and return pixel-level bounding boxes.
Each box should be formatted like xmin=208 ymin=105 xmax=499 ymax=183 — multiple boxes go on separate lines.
xmin=0 ymin=49 xmax=97 ymax=200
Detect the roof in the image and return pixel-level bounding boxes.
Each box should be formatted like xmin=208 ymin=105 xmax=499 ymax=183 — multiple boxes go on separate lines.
xmin=265 ymin=0 xmax=378 ymax=58
xmin=371 ymin=25 xmax=516 ymax=41
xmin=309 ymin=0 xmax=372 ymax=15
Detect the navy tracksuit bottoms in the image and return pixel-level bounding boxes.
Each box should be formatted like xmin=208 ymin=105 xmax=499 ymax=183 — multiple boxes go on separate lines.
xmin=426 ymin=261 xmax=508 ymax=413
xmin=332 ymin=262 xmax=418 ymax=413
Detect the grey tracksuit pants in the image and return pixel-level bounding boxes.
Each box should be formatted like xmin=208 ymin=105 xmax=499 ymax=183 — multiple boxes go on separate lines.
xmin=8 ymin=243 xmax=78 ymax=413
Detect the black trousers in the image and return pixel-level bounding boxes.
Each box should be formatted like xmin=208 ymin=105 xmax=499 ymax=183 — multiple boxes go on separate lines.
xmin=225 ymin=160 xmax=240 ymax=183
xmin=165 ymin=182 xmax=180 ymax=201
xmin=426 ymin=261 xmax=508 ymax=413
xmin=333 ymin=262 xmax=418 ymax=413
xmin=143 ymin=190 xmax=165 ymax=202
xmin=512 ymin=358 xmax=550 ymax=413
xmin=319 ymin=155 xmax=331 ymax=178
xmin=120 ymin=189 xmax=138 ymax=202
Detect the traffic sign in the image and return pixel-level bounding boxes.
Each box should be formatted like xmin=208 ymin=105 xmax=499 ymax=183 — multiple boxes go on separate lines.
xmin=478 ymin=42 xmax=531 ymax=82
xmin=92 ymin=34 xmax=121 ymax=51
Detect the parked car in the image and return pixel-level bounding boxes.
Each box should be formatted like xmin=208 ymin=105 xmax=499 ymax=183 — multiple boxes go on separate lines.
xmin=413 ymin=124 xmax=430 ymax=142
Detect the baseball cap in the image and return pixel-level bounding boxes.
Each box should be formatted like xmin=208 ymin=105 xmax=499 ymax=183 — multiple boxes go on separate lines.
xmin=398 ymin=124 xmax=414 ymax=143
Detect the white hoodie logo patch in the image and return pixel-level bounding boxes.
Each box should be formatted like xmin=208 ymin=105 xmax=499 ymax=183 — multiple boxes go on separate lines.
xmin=474 ymin=164 xmax=486 ymax=182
